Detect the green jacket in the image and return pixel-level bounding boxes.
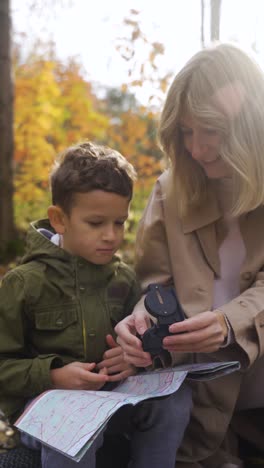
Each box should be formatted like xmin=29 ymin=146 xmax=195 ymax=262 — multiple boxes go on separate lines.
xmin=0 ymin=219 xmax=141 ymax=421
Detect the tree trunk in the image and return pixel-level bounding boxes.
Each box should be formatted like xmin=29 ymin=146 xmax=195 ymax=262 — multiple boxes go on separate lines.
xmin=0 ymin=0 xmax=16 ymax=250
xmin=210 ymin=0 xmax=222 ymax=41
xmin=200 ymin=0 xmax=205 ymax=48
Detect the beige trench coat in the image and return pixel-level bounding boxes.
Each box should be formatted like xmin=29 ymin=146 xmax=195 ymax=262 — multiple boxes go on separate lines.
xmin=134 ymin=170 xmax=264 ymax=467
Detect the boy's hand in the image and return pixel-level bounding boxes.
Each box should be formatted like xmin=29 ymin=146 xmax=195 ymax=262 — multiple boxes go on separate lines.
xmin=50 ymin=362 xmax=108 ymax=390
xmin=97 ymin=335 xmax=136 ymax=382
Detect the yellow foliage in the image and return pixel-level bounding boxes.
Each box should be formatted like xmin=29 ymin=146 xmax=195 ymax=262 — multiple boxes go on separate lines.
xmin=106 ymin=109 xmax=162 ymax=183
xmin=14 ymin=54 xmax=110 ymax=225
xmin=13 ymin=45 xmax=162 ymax=232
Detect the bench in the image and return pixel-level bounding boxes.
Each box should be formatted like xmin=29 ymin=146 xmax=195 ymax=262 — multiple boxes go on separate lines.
xmin=0 ymin=446 xmax=41 ymax=468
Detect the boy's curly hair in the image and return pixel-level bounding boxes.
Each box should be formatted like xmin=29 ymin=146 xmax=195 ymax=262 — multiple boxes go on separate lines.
xmin=50 ymin=141 xmax=136 ymax=213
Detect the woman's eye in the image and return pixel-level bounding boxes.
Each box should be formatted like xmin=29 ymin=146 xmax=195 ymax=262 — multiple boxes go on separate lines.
xmin=203 ymin=128 xmax=218 ymax=136
xmin=180 ymin=128 xmax=192 ymax=136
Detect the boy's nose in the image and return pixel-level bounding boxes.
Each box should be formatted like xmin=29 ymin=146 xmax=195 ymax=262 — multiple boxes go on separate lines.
xmin=102 ymin=225 xmax=116 ymax=242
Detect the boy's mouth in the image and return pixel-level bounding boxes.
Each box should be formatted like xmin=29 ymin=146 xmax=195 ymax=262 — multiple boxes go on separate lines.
xmin=97 ymin=248 xmax=115 ymax=254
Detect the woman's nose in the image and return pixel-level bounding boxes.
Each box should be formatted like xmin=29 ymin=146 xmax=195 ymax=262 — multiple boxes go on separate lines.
xmin=190 ymin=135 xmax=207 ymax=160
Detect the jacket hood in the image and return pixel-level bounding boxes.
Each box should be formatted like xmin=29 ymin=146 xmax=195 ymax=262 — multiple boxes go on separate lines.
xmin=21 ymin=219 xmax=121 ymax=282
xmin=22 ymin=219 xmax=65 ymax=264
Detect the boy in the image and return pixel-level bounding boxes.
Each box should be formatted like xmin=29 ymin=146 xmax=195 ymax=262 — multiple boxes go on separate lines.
xmin=0 ymin=142 xmax=192 ymax=467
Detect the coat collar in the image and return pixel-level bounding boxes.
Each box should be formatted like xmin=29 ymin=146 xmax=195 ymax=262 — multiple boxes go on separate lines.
xmin=181 ymin=183 xmax=221 ymax=234
xmin=159 ymin=171 xmax=221 ymax=234
xmin=182 ymin=187 xmax=222 ymax=276
xmin=160 ymin=173 xmax=222 ymax=276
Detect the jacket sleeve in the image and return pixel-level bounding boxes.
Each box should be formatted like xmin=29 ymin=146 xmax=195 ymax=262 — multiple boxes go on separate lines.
xmin=0 ymin=271 xmax=60 ymax=398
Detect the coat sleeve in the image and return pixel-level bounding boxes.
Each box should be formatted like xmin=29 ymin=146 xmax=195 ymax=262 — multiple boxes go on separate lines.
xmin=134 ymin=181 xmax=264 ymax=370
xmin=132 ymin=180 xmax=176 ymax=328
xmin=135 ymin=180 xmax=174 ymax=291
xmin=218 ymin=271 xmax=264 ymax=367
xmin=0 ymin=271 xmax=61 ymax=399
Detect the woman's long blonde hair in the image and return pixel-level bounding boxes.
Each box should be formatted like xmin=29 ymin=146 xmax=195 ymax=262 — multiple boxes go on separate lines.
xmin=159 ymin=43 xmax=264 ymax=217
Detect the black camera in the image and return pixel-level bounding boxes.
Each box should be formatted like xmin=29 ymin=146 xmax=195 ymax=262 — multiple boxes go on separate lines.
xmin=141 ymin=283 xmax=185 ymax=357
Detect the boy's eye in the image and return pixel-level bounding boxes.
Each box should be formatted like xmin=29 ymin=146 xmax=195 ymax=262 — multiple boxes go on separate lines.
xmin=115 ymin=220 xmax=126 ymax=226
xmin=87 ymin=220 xmax=126 ymax=227
xmin=88 ymin=221 xmax=102 ymax=227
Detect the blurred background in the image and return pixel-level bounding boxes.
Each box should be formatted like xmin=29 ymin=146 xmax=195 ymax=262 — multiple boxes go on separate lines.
xmin=1 ymin=0 xmax=264 ymax=269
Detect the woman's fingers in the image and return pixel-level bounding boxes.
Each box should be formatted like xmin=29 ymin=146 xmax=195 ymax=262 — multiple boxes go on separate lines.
xmin=97 ymin=353 xmax=123 ymax=370
xmin=107 ymin=367 xmax=136 ymax=382
xmin=105 ymin=334 xmax=118 ymax=349
xmin=79 ymin=367 xmax=108 ymax=383
xmin=114 ymin=312 xmax=153 ymax=366
xmin=134 ymin=311 xmax=151 ymax=336
xmin=163 ymin=311 xmax=226 ymax=353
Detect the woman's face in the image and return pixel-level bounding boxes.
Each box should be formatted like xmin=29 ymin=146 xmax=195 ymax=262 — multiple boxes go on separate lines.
xmin=180 ymin=116 xmax=232 ymax=179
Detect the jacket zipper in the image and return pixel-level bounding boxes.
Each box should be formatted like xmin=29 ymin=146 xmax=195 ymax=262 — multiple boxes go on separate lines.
xmin=82 ymin=317 xmax=87 ymax=358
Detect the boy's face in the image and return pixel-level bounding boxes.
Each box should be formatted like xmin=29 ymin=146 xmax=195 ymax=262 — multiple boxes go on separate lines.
xmin=58 ymin=191 xmax=129 ymax=264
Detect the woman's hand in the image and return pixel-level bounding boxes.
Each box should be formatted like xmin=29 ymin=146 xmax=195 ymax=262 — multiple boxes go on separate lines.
xmin=115 ymin=313 xmax=153 ymax=367
xmin=50 ymin=362 xmax=108 ymax=391
xmin=97 ymin=335 xmax=136 ymax=381
xmin=163 ymin=311 xmax=228 ymax=353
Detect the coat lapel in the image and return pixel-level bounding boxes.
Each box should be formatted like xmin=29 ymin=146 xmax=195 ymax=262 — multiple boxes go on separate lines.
xmin=240 ymin=206 xmax=264 ymax=271
xmin=181 ymin=185 xmax=222 ymax=277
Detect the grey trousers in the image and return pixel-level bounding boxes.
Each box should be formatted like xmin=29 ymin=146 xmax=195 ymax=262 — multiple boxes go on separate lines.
xmin=24 ymin=382 xmax=192 ymax=468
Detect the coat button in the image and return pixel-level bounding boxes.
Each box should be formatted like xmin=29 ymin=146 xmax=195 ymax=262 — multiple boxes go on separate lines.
xmin=242 ymin=272 xmax=252 ymax=281
xmin=56 ymin=319 xmax=64 ymax=327
xmin=79 ymin=285 xmax=85 ymax=292
xmin=238 ymin=300 xmax=247 ymax=308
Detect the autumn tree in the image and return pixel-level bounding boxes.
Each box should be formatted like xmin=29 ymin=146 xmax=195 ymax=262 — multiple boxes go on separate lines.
xmin=116 ymin=9 xmax=173 ymax=108
xmin=54 ymin=59 xmax=108 ymax=150
xmin=102 ymin=87 xmax=138 ymax=115
xmin=200 ymin=0 xmax=222 ymax=47
xmin=0 ymin=0 xmax=16 ymax=251
xmin=0 ymin=0 xmax=73 ymax=257
xmin=14 ymin=46 xmax=109 ymax=227
xmin=201 ymin=0 xmax=205 ymax=48
xmin=105 ymin=106 xmax=162 ymax=192
xmin=114 ymin=9 xmax=171 ymax=190
xmin=210 ymin=0 xmax=222 ymax=41
xmin=102 ymin=86 xmax=161 ymax=177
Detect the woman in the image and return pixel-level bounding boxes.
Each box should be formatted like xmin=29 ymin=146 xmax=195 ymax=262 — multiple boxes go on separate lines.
xmin=115 ymin=43 xmax=264 ymax=467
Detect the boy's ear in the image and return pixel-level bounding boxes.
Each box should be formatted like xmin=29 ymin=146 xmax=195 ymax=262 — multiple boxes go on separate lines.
xmin=47 ymin=205 xmax=66 ymax=235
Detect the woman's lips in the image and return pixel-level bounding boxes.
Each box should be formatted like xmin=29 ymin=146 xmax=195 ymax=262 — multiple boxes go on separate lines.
xmin=202 ymin=155 xmax=221 ymax=164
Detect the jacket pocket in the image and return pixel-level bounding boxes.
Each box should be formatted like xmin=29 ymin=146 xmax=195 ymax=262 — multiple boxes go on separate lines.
xmin=32 ymin=304 xmax=81 ymax=357
xmin=35 ymin=306 xmax=77 ymax=330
